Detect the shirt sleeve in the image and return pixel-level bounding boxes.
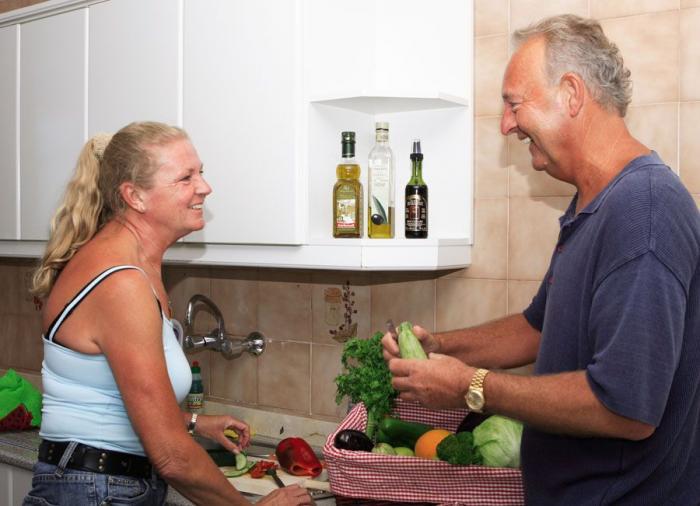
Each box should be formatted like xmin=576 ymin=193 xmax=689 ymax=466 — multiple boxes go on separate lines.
xmin=586 ymin=251 xmax=686 ymax=426
xmin=523 ymin=276 xmax=549 ymax=332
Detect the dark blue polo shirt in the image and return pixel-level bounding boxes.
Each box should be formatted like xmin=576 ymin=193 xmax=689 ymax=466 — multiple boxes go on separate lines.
xmin=521 ymin=152 xmax=700 ymax=505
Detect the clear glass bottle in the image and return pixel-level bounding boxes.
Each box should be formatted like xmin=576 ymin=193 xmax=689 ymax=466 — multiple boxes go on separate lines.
xmin=405 ymin=139 xmax=428 ymax=238
xmin=368 ymin=122 xmax=395 ymax=238
xmin=333 ymin=131 xmax=363 ymax=238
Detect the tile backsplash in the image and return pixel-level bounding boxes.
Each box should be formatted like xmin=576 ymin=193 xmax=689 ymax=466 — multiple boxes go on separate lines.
xmin=1 ymin=0 xmax=699 ymax=426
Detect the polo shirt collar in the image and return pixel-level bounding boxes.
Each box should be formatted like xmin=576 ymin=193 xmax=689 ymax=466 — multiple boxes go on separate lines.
xmin=559 ymin=150 xmax=663 ymax=229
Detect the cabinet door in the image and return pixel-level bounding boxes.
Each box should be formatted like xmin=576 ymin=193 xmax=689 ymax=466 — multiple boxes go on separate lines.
xmin=0 ymin=26 xmax=18 ymax=240
xmin=183 ymin=0 xmax=303 ymax=245
xmin=88 ymin=0 xmax=180 ymax=133
xmin=19 ymin=9 xmax=86 ymax=240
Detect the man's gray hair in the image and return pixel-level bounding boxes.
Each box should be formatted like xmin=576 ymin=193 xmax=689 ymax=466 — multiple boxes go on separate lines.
xmin=513 ymin=14 xmax=632 ymax=117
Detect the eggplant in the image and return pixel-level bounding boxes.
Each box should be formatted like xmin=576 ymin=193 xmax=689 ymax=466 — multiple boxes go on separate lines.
xmin=456 ymin=412 xmax=490 ymax=433
xmin=334 ymin=429 xmax=374 ymax=452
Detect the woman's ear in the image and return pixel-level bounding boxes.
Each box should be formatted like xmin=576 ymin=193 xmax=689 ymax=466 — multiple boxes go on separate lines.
xmin=559 ymin=72 xmax=585 ymax=117
xmin=120 ymin=182 xmax=146 ymax=213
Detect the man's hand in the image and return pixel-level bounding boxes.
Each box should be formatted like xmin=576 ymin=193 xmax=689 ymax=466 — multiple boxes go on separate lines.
xmin=388 ymin=353 xmax=473 ymax=410
xmin=382 ymin=324 xmax=440 ymax=362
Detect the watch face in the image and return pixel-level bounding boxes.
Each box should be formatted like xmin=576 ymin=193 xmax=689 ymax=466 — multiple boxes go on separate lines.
xmin=466 ymin=390 xmax=485 ymax=410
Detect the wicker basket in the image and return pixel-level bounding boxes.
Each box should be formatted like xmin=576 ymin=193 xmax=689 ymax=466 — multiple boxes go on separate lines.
xmin=323 ymin=400 xmax=524 ymax=505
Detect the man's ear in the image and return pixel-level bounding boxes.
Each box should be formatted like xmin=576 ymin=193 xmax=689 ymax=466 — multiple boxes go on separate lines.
xmin=120 ymin=181 xmax=146 ymax=213
xmin=559 ymin=72 xmax=585 ymax=117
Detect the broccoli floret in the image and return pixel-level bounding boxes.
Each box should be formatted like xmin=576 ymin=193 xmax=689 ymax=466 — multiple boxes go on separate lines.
xmin=436 ymin=431 xmax=481 ymax=466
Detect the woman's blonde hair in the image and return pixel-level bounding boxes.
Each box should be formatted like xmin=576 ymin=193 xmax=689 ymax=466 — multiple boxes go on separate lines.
xmin=31 ymin=121 xmax=188 ymax=297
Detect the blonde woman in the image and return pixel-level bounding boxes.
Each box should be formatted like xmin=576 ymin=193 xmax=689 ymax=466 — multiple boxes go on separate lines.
xmin=25 ymin=122 xmax=312 ymax=506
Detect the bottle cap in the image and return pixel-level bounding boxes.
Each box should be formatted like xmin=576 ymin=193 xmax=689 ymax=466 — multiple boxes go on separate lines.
xmin=375 ymin=122 xmax=389 ymax=131
xmin=410 ymin=139 xmax=423 ymax=161
xmin=191 ymin=360 xmax=200 ymax=372
xmin=341 ymin=131 xmax=356 ymax=143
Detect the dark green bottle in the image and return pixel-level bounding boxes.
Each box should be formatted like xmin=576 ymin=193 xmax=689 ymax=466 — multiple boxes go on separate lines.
xmin=405 ymin=139 xmax=428 ymax=238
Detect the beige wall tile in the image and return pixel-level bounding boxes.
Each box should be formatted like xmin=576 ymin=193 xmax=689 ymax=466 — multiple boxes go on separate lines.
xmin=682 ymin=0 xmax=700 ymax=7
xmin=508 ymin=136 xmax=577 ymax=197
xmin=258 ymin=270 xmax=312 ymax=341
xmin=475 ymin=35 xmax=508 ymax=116
xmin=0 ymin=264 xmax=22 ymax=315
xmin=370 ymin=273 xmax=436 ymax=333
xmin=208 ymin=352 xmax=258 ymax=405
xmin=310 ymin=271 xmax=371 ymax=344
xmin=592 ymin=0 xmax=679 ymax=19
xmin=475 ymin=116 xmax=508 ymax=198
xmin=436 ymin=278 xmax=507 ymax=331
xmin=0 ymin=315 xmax=20 ymax=369
xmin=509 ymin=197 xmax=570 ymax=280
xmin=680 ymin=102 xmax=700 ymax=193
xmin=310 ymin=344 xmax=346 ymax=420
xmin=464 ymin=198 xmax=508 ymax=279
xmin=210 ymin=267 xmax=258 ymax=337
xmin=507 ymin=280 xmax=542 ymax=314
xmin=600 ymin=12 xmax=679 ymax=106
xmin=17 ymin=314 xmax=43 ymax=371
xmin=164 ymin=266 xmax=213 ymax=333
xmin=625 ymin=103 xmax=678 ymax=171
xmin=475 ymin=0 xmax=508 ymax=37
xmin=681 ymin=7 xmax=700 ymax=101
xmin=510 ymin=0 xmax=589 ymax=32
xmin=258 ymin=341 xmax=310 ymax=413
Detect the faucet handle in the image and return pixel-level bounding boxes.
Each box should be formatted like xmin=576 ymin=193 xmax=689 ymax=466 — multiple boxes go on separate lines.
xmin=245 ymin=332 xmax=266 ymax=356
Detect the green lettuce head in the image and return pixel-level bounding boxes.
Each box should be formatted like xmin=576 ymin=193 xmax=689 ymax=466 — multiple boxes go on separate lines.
xmin=472 ymin=415 xmax=523 ymax=468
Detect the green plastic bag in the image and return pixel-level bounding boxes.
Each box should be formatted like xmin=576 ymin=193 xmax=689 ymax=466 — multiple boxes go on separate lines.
xmin=0 ymin=369 xmax=42 ymax=428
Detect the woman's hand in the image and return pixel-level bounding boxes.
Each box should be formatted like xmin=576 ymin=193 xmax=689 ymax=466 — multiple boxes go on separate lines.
xmin=382 ymin=324 xmax=440 ymax=362
xmin=193 ymin=414 xmax=251 ymax=454
xmin=257 ymin=484 xmax=314 ymax=505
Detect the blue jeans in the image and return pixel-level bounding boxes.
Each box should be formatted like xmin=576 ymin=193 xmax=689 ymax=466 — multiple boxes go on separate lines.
xmin=23 ymin=442 xmax=167 ymax=505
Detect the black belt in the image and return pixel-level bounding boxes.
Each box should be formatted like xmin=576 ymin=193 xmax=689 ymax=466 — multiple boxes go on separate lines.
xmin=38 ymin=439 xmax=153 ymax=479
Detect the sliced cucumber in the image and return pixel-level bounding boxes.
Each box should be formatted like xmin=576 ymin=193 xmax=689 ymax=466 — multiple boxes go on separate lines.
xmin=222 ymin=461 xmax=255 ymax=478
xmin=235 ymin=452 xmax=247 ymax=470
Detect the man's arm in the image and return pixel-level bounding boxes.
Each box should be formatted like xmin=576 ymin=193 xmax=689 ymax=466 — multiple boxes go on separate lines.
xmin=436 ymin=313 xmax=541 ymax=369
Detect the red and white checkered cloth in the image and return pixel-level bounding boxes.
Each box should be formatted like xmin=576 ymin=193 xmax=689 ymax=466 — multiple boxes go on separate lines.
xmin=323 ymin=400 xmax=524 ymax=505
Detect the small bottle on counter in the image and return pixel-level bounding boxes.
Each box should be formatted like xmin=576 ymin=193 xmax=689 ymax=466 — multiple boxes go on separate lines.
xmin=405 ymin=139 xmax=428 ymax=238
xmin=368 ymin=122 xmax=395 ymax=238
xmin=333 ymin=131 xmax=363 ymax=238
xmin=186 ymin=360 xmax=204 ymax=414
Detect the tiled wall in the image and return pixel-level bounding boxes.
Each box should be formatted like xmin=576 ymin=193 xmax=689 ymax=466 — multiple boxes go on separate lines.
xmin=1 ymin=0 xmax=699 ymax=425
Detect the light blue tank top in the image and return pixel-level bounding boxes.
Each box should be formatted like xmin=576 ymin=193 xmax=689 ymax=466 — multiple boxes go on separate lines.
xmin=40 ymin=265 xmax=192 ymax=456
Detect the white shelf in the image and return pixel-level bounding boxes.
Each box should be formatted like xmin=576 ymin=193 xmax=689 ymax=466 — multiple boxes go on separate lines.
xmin=310 ymin=92 xmax=469 ymax=114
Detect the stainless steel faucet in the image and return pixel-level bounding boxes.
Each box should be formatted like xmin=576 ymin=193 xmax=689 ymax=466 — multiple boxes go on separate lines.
xmin=183 ymin=294 xmax=266 ymax=358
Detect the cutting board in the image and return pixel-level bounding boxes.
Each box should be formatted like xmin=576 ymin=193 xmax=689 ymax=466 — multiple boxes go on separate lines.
xmin=222 ymin=458 xmax=330 ymax=496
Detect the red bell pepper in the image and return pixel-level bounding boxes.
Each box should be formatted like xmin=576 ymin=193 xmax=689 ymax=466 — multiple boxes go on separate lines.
xmin=275 ymin=437 xmax=322 ymax=477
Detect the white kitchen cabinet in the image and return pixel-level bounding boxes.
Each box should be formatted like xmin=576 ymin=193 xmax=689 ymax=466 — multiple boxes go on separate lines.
xmin=0 ymin=461 xmax=32 ymax=506
xmin=19 ymin=8 xmax=86 ymax=241
xmin=88 ymin=0 xmax=180 ymax=133
xmin=0 ymin=25 xmax=18 ymax=240
xmin=182 ymin=0 xmax=304 ymax=245
xmin=0 ymin=0 xmax=473 ymax=270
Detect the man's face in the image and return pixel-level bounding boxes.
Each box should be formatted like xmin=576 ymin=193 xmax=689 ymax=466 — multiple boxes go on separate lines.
xmin=500 ymin=36 xmax=567 ymax=176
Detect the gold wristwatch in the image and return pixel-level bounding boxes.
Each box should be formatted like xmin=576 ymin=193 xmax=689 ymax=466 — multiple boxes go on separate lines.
xmin=465 ymin=368 xmax=490 ymax=413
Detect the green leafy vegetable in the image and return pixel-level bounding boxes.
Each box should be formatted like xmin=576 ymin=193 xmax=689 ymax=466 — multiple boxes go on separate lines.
xmin=335 ymin=332 xmax=397 ymax=440
xmin=472 ymin=415 xmax=523 ymax=468
xmin=436 ymin=431 xmax=481 ymax=466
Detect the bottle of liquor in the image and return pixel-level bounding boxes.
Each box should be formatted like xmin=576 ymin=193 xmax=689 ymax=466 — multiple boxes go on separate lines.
xmin=186 ymin=360 xmax=204 ymax=414
xmin=405 ymin=139 xmax=428 ymax=238
xmin=368 ymin=122 xmax=395 ymax=238
xmin=333 ymin=131 xmax=363 ymax=238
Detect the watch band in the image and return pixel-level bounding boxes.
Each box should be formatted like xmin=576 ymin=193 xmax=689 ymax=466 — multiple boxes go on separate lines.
xmin=471 ymin=368 xmax=489 ymax=391
xmin=465 ymin=368 xmax=490 ymax=413
xmin=187 ymin=413 xmax=198 ymax=435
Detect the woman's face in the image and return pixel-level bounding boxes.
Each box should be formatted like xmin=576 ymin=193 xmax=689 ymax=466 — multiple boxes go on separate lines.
xmin=142 ymin=138 xmax=212 ymax=239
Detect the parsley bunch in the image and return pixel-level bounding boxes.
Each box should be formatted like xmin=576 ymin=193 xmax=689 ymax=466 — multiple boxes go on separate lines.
xmin=335 ymin=332 xmax=397 ymax=440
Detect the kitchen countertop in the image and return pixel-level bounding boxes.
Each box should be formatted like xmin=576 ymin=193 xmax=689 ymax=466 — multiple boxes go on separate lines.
xmin=0 ymin=429 xmax=334 ymax=505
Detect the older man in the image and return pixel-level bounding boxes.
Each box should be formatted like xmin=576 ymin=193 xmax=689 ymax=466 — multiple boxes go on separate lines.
xmin=384 ymin=15 xmax=700 ymax=505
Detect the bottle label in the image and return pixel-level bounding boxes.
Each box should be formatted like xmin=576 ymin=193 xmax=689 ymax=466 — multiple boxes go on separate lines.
xmin=336 ymin=198 xmax=358 ymax=228
xmin=187 ymin=393 xmax=204 ymax=413
xmin=405 ymin=194 xmax=427 ymax=231
xmin=369 ymin=162 xmax=391 ymax=225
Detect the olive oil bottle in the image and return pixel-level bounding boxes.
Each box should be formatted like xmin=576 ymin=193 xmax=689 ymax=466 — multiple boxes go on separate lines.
xmin=405 ymin=139 xmax=428 ymax=238
xmin=368 ymin=122 xmax=395 ymax=238
xmin=333 ymin=131 xmax=363 ymax=238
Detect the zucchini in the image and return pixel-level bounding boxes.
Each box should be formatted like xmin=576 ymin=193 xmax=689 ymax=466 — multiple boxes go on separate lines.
xmin=378 ymin=416 xmax=433 ymax=448
xmin=398 ymin=321 xmax=428 ymax=360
